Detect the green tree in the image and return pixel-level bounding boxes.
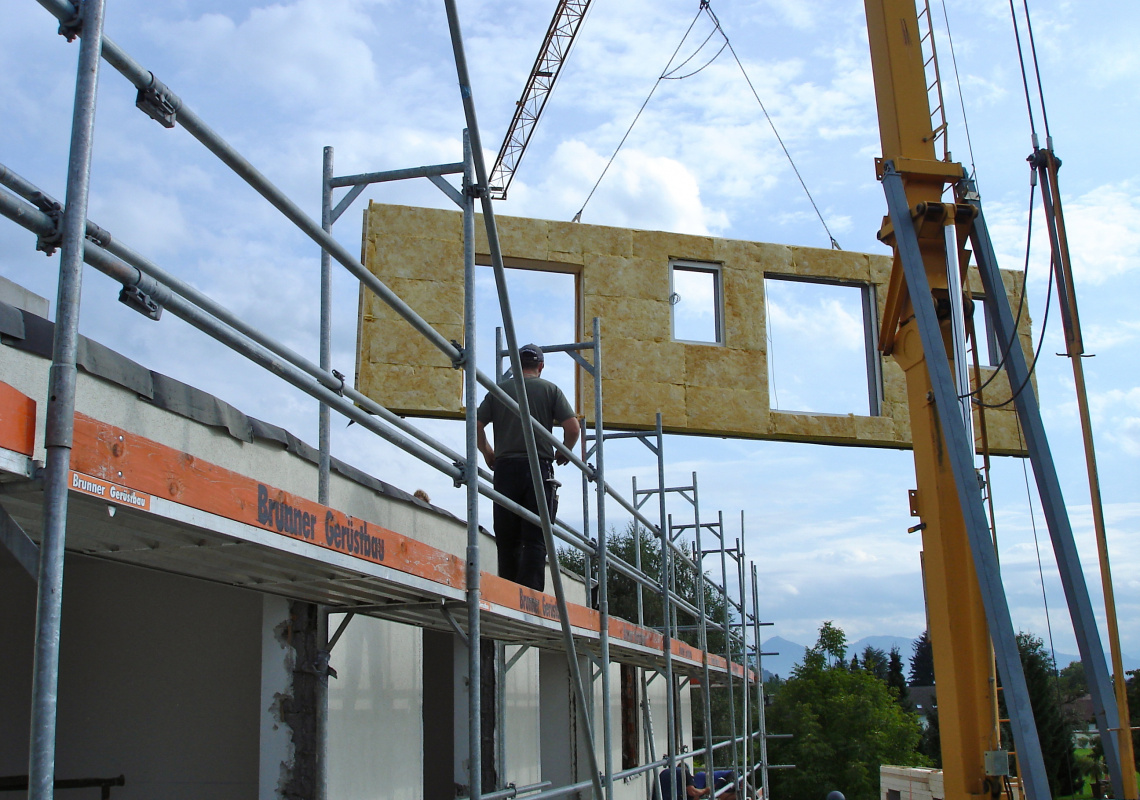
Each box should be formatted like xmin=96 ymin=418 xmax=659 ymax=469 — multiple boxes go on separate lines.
xmin=888 ymin=647 xmax=910 ymax=710
xmin=814 ymin=620 xmax=848 ymax=668
xmin=767 ymin=622 xmax=926 ymax=800
xmin=908 ymin=630 xmax=935 ymax=687
xmin=861 ymin=646 xmax=889 ymax=682
xmin=918 ymin=706 xmax=941 ymax=769
xmin=560 ymin=523 xmax=739 ymax=765
xmin=1002 ymin=632 xmax=1081 ymax=797
xmin=558 ymin=523 xmax=730 ymax=652
xmin=1057 ymin=660 xmax=1087 ymax=704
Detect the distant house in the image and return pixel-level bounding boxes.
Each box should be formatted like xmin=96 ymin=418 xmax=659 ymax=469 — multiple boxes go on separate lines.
xmin=1063 ymin=694 xmax=1098 ymax=749
xmin=909 ymin=686 xmax=937 ymax=726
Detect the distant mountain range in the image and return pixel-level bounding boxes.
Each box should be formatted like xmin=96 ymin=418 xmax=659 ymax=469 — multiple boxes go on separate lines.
xmin=759 ymin=635 xmax=1139 ymax=681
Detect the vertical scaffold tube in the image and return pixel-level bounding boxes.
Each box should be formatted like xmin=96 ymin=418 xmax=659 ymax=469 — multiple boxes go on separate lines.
xmin=458 ymin=133 xmax=485 ymax=800
xmin=751 ymin=563 xmax=769 ymax=800
xmin=461 ymin=131 xmax=483 ymax=800
xmin=694 ymin=498 xmax=715 ymax=781
xmin=632 ymin=477 xmax=645 ymax=626
xmin=440 ymin=8 xmax=603 ymax=797
xmin=593 ymin=318 xmax=615 ymax=800
xmin=29 ymin=1 xmax=107 ymax=798
xmin=736 ymin=530 xmax=749 ymax=784
xmin=315 ymin=610 xmax=329 ymax=800
xmin=658 ymin=414 xmax=678 ymax=795
xmin=318 ymin=146 xmax=334 ymax=506
xmin=720 ymin=529 xmax=739 ymax=781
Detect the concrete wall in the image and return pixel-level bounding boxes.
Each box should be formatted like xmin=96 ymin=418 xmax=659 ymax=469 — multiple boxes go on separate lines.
xmin=357 ymin=203 xmax=1032 ymax=454
xmin=0 ymin=336 xmax=479 ymax=562
xmin=0 ymin=548 xmax=262 ymax=799
xmin=260 ymin=596 xmax=294 ymax=800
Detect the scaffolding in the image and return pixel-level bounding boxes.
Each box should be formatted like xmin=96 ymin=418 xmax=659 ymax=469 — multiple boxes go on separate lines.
xmin=0 ymin=2 xmax=777 ymax=799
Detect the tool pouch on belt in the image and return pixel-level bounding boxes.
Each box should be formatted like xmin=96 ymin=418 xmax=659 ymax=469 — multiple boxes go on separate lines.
xmin=541 ymin=459 xmax=561 ymax=520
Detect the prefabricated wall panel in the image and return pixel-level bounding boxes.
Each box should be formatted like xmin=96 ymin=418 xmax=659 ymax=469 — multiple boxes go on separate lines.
xmin=357 ymin=203 xmax=1032 ymax=455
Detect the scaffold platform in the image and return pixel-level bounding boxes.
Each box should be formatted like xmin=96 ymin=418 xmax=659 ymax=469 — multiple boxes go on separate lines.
xmin=0 ymin=380 xmax=748 ymax=682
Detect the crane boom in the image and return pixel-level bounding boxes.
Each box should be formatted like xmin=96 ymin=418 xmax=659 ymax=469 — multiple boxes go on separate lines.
xmin=489 ymin=0 xmax=592 ymax=200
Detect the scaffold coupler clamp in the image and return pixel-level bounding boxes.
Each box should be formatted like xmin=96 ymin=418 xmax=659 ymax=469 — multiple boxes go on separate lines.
xmin=452 ymin=461 xmax=465 ymax=488
xmin=313 ymin=649 xmax=337 ymax=681
xmin=57 ymin=1 xmax=83 ymax=42
xmin=85 ymin=220 xmax=111 ymax=248
xmin=136 ymin=72 xmax=181 ymax=129
xmin=465 ymin=182 xmax=487 ymax=199
xmin=449 ymin=340 xmax=466 ymax=369
xmin=331 ymin=369 xmax=346 ymax=396
xmin=118 ymin=285 xmax=162 ymax=320
xmin=31 ymin=193 xmax=63 ymax=255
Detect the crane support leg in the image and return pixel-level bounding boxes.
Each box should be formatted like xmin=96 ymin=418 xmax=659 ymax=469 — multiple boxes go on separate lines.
xmin=881 ymin=165 xmax=1051 ymax=800
xmin=967 ymin=192 xmax=1127 ymax=798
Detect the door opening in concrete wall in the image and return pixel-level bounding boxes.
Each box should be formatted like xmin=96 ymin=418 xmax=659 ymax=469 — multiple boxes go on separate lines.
xmin=620 ymin=664 xmax=639 ymax=770
xmin=670 ymin=260 xmax=723 ymax=345
xmin=765 ymin=276 xmax=881 ymax=416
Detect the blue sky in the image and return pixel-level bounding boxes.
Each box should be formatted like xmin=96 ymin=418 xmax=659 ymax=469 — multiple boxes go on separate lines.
xmin=1 ymin=0 xmax=1137 ymax=665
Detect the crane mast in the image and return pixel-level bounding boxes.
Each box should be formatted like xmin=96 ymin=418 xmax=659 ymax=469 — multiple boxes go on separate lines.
xmin=864 ymin=2 xmax=1032 ymax=797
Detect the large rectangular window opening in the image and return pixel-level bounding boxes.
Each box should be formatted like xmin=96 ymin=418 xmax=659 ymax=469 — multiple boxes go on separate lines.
xmin=765 ymin=275 xmax=882 ymax=416
xmin=475 ymin=261 xmax=579 ymax=391
xmin=671 ymin=260 xmax=723 ymax=345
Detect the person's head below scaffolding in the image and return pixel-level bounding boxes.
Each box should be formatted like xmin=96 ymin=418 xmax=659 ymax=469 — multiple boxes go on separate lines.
xmin=475 ymin=342 xmax=580 ymax=592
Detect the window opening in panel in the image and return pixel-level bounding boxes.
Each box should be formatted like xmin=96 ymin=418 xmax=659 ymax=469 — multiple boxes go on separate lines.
xmin=970 ymin=294 xmax=1000 ymax=368
xmin=765 ymin=276 xmax=879 ymax=416
xmin=671 ymin=260 xmax=723 ymax=345
xmin=475 ymin=264 xmax=578 ymax=391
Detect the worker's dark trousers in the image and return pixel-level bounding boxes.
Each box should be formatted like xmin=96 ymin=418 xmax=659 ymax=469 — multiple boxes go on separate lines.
xmin=492 ymin=457 xmax=555 ymax=592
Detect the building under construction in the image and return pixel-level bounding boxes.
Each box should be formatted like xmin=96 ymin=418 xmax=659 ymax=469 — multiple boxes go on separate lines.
xmin=1 ymin=1 xmax=1135 ymax=800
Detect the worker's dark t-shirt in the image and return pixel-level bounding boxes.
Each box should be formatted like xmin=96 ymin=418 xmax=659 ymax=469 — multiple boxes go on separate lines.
xmin=477 ymin=376 xmax=574 ymax=460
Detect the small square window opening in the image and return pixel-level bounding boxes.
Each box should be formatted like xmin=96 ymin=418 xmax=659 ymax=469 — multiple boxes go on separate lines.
xmin=671 ymin=261 xmax=723 ymax=345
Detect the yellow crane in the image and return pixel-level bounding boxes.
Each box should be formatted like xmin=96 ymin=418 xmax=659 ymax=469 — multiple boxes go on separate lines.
xmin=863 ymin=1 xmax=1136 ymax=799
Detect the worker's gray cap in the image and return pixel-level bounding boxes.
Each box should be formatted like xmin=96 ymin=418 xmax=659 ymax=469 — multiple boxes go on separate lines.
xmin=519 ymin=343 xmax=544 ymax=364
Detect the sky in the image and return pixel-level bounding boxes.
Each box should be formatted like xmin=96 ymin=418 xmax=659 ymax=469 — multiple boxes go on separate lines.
xmin=1 ymin=0 xmax=1137 ymax=671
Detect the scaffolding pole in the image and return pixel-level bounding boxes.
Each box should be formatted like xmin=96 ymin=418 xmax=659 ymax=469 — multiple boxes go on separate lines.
xmin=28 ymin=2 xmax=106 ymax=798
xmin=6 ymin=5 xmax=784 ymax=798
xmin=751 ymin=563 xmax=770 ymax=800
xmin=693 ymin=501 xmax=716 ymax=782
xmin=719 ymin=524 xmax=740 ymax=784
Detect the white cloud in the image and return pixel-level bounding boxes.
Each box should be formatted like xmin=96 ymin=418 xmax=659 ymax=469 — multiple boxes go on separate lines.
xmin=541 ymin=140 xmax=726 ymax=235
xmin=150 ymin=0 xmax=383 ymax=111
xmin=1090 ymin=387 xmax=1140 ymax=456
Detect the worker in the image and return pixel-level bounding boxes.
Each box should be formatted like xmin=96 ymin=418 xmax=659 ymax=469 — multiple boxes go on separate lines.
xmin=476 ymin=343 xmax=579 ymax=592
xmin=660 ymin=763 xmax=711 ymax=800
xmin=694 ymin=770 xmax=743 ymax=799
